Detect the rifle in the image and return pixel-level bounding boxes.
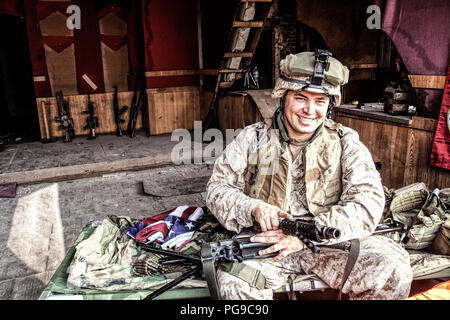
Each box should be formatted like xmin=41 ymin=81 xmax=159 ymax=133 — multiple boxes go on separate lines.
xmin=54 ymin=91 xmax=75 ymax=142
xmin=140 ymin=218 xmax=407 ymax=300
xmin=126 ymin=75 xmax=146 ymax=137
xmin=83 ymin=93 xmax=99 ymax=140
xmin=139 ymin=237 xmax=273 ymax=300
xmin=113 ymin=86 xmax=128 ymax=136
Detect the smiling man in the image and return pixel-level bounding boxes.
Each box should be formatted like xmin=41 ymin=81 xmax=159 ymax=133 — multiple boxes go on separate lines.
xmin=206 ymin=50 xmax=413 ymax=300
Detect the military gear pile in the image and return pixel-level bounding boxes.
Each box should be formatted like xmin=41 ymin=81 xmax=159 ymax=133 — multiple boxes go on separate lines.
xmin=385 ymin=183 xmax=450 ymax=252
xmin=431 ymin=220 xmax=450 ymax=255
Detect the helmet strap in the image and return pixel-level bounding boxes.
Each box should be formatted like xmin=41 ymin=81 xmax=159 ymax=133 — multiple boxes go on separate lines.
xmin=326 ymin=95 xmax=335 ymax=119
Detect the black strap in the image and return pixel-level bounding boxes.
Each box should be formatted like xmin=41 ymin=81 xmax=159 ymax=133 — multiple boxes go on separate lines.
xmin=337 ymin=239 xmax=360 ymax=300
xmin=201 ymin=243 xmax=222 ymax=300
xmin=287 ymin=275 xmax=297 ymax=300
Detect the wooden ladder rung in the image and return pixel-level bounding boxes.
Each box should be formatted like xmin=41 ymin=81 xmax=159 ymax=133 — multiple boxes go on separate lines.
xmin=223 ymin=52 xmax=254 ymax=58
xmin=220 ymin=82 xmax=235 ymax=88
xmin=232 ymin=21 xmax=264 ymax=28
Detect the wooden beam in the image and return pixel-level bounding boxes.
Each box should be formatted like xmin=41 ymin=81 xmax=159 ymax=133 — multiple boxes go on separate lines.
xmin=349 ymin=63 xmax=378 ymax=69
xmin=145 ymin=69 xmax=217 ymax=77
xmin=224 ymin=52 xmax=254 ymax=58
xmin=220 ymin=82 xmax=234 ymax=88
xmin=232 ymin=21 xmax=264 ymax=28
xmin=219 ymin=69 xmax=244 ymax=73
xmin=408 ymin=75 xmax=446 ymax=89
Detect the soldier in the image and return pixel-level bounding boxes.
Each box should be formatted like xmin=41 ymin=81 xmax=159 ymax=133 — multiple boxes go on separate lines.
xmin=206 ymin=50 xmax=413 ymax=300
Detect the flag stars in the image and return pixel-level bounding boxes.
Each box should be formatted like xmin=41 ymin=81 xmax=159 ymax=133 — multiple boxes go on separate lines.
xmin=185 ymin=221 xmax=195 ymax=230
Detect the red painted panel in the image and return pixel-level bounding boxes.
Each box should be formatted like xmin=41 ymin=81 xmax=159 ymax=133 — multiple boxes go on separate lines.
xmin=72 ymin=0 xmax=105 ymax=94
xmin=23 ymin=0 xmax=52 ymax=98
xmin=142 ymin=0 xmax=199 ymax=88
xmin=0 ymin=0 xmax=24 ymax=17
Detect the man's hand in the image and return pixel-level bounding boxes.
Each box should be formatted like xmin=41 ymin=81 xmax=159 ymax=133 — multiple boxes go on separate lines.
xmin=251 ymin=202 xmax=293 ymax=231
xmin=250 ymin=229 xmax=305 ymax=262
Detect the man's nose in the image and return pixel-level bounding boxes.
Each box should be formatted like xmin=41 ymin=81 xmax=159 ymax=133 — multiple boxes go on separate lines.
xmin=302 ymin=100 xmax=316 ymax=114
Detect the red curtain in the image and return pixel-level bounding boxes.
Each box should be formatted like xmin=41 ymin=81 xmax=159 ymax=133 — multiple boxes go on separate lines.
xmin=374 ymin=0 xmax=450 ymax=118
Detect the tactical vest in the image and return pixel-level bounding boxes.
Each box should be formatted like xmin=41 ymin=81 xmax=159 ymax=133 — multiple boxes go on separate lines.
xmin=243 ymin=118 xmax=345 ymax=215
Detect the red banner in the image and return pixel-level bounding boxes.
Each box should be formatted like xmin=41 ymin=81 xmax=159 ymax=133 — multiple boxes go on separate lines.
xmin=430 ymin=61 xmax=450 ymax=170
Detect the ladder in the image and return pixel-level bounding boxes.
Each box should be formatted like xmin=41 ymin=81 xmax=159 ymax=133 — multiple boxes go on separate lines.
xmin=204 ymin=0 xmax=272 ymax=130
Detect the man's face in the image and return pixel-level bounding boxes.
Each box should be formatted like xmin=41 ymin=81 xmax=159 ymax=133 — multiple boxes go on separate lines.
xmin=283 ymin=90 xmax=330 ymax=140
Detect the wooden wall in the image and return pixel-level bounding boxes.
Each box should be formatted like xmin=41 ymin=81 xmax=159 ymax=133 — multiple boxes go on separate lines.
xmin=147 ymin=86 xmax=201 ymax=135
xmin=36 ymin=85 xmax=206 ymax=139
xmin=36 ymin=90 xmax=143 ymax=140
xmin=335 ymin=113 xmax=450 ymax=190
xmin=216 ymin=93 xmax=263 ymax=135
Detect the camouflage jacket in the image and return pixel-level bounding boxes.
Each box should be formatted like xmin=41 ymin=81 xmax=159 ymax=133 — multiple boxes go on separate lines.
xmin=206 ymin=120 xmax=385 ymax=244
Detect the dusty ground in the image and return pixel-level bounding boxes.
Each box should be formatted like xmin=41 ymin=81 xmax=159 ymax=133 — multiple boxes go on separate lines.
xmin=0 ymin=163 xmax=212 ymax=300
xmin=0 ymin=131 xmax=216 ymax=300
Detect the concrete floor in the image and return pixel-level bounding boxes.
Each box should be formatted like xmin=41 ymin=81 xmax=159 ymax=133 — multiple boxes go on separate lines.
xmin=0 ymin=130 xmax=215 ymax=300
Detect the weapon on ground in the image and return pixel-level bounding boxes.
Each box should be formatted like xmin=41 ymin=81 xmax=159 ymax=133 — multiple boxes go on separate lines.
xmin=41 ymin=101 xmax=56 ymax=143
xmin=54 ymin=91 xmax=75 ymax=142
xmin=83 ymin=93 xmax=99 ymax=140
xmin=113 ymin=86 xmax=128 ymax=136
xmin=140 ymin=218 xmax=407 ymax=300
xmin=126 ymin=75 xmax=146 ymax=138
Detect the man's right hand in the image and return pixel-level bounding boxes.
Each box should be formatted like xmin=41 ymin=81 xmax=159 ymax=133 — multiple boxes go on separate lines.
xmin=251 ymin=201 xmax=293 ymax=231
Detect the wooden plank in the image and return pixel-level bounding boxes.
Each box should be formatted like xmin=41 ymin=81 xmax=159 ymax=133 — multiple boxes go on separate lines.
xmin=219 ymin=69 xmax=244 ymax=73
xmin=220 ymin=82 xmax=234 ymax=88
xmin=348 ymin=63 xmax=378 ymax=69
xmin=408 ymin=75 xmax=446 ymax=89
xmin=146 ymin=86 xmax=201 ymax=135
xmin=223 ymin=52 xmax=254 ymax=58
xmin=410 ymin=116 xmax=437 ymax=132
xmin=145 ymin=69 xmax=217 ymax=77
xmin=232 ymin=21 xmax=264 ymax=28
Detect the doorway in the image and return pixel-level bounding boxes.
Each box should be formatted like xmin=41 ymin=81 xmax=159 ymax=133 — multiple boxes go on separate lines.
xmin=0 ymin=15 xmax=40 ymax=148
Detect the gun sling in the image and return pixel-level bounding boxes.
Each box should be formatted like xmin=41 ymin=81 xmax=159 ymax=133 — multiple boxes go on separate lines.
xmin=200 ymin=243 xmax=221 ymax=300
xmin=337 ymin=239 xmax=360 ymax=300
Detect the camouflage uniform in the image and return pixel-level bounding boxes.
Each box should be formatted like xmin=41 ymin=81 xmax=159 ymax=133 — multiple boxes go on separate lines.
xmin=206 ymin=121 xmax=413 ymax=300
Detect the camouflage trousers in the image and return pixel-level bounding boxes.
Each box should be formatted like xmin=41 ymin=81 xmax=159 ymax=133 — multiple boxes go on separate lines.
xmin=217 ymin=235 xmax=413 ymax=300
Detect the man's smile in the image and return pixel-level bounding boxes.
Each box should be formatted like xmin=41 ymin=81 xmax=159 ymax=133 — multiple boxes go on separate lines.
xmin=296 ymin=114 xmax=317 ymax=124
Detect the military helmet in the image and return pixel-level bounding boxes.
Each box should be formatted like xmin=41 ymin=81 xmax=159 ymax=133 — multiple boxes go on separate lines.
xmin=272 ymin=49 xmax=349 ymax=106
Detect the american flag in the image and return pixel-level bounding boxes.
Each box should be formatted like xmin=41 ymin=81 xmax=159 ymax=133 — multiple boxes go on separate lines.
xmin=122 ymin=205 xmax=204 ymax=249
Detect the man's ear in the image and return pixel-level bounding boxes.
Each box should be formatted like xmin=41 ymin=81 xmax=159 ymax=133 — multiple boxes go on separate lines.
xmin=280 ymin=91 xmax=289 ymax=109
